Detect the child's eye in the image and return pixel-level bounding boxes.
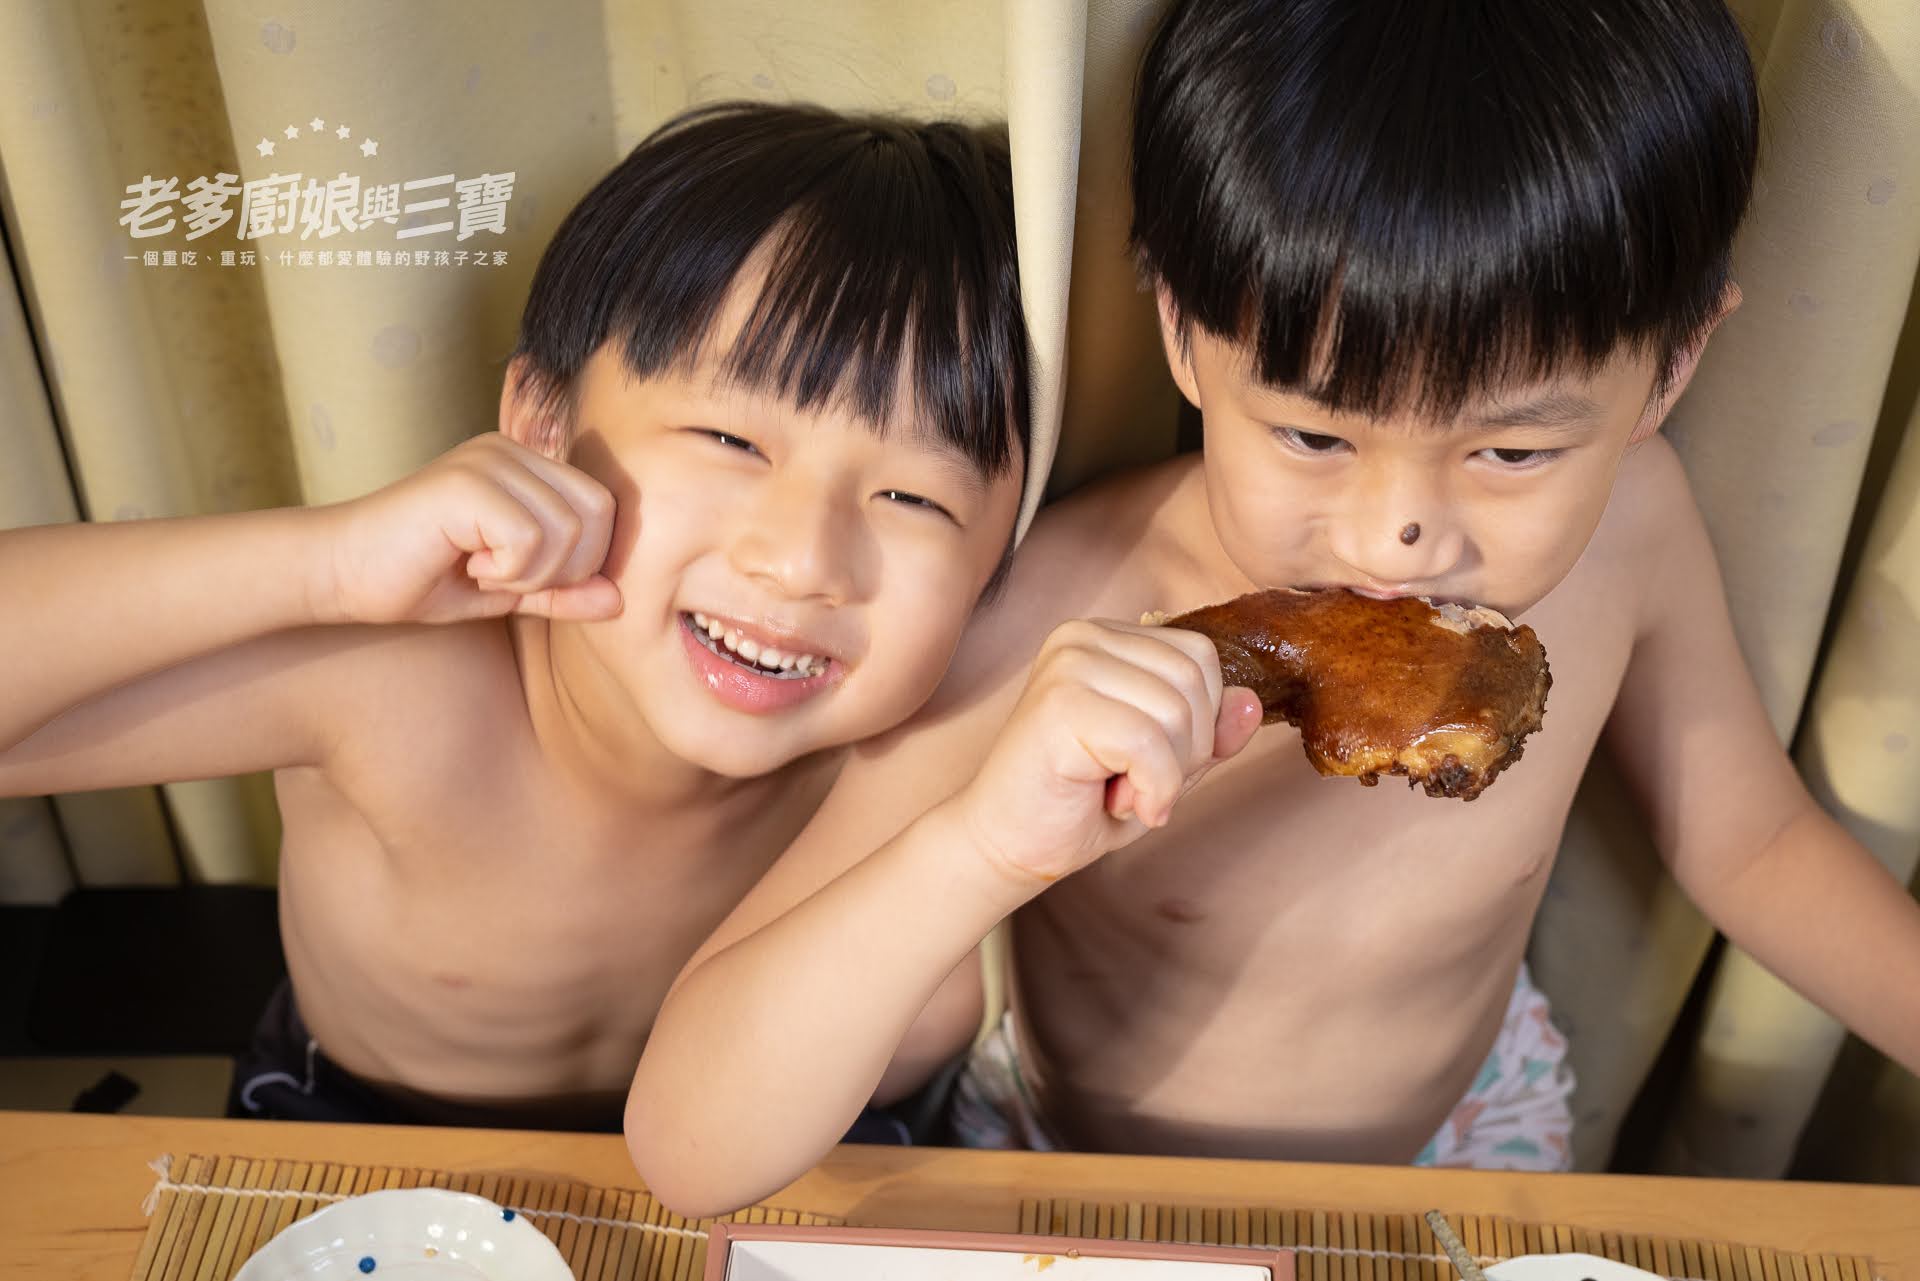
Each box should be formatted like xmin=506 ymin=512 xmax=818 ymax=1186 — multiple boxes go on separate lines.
xmin=1479 ymin=446 xmax=1562 ymax=468
xmin=694 ymin=429 xmax=764 ymax=457
xmin=877 ymin=489 xmax=956 ymax=521
xmin=1274 ymin=426 xmax=1350 ymax=455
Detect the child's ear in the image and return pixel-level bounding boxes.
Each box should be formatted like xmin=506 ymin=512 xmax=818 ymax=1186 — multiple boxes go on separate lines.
xmin=1631 ymin=281 xmax=1743 ymax=444
xmin=499 ymin=356 xmax=571 ymax=459
xmin=1154 ymin=282 xmax=1204 ymax=408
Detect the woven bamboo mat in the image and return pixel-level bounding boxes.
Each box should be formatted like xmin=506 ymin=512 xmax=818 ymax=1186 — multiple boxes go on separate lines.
xmin=132 ymin=1154 xmax=1880 ymax=1281
xmin=131 ymin=1153 xmax=839 ymax=1281
xmin=1016 ymin=1200 xmax=1880 ymax=1281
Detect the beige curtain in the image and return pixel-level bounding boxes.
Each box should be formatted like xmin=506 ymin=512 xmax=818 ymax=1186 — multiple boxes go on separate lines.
xmin=1 ymin=0 xmax=1914 ymax=1179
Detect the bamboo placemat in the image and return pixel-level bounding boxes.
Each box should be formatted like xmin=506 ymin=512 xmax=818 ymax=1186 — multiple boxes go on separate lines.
xmin=132 ymin=1154 xmax=1882 ymax=1281
xmin=132 ymin=1153 xmax=840 ymax=1281
xmin=1017 ymin=1199 xmax=1881 ymax=1281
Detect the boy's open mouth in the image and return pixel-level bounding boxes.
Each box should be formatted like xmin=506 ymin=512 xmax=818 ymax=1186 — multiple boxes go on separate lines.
xmin=681 ymin=612 xmax=831 ymax=681
xmin=1300 ymin=583 xmax=1478 ymax=611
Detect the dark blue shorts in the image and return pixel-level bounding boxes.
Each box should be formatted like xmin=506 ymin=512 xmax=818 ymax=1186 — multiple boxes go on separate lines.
xmin=228 ymin=978 xmax=919 ymax=1143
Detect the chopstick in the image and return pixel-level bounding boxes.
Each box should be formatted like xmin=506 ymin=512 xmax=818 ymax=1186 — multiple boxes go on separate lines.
xmin=1425 ymin=1210 xmax=1488 ymax=1281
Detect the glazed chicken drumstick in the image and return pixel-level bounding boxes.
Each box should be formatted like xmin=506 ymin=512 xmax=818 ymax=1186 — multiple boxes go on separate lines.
xmin=1151 ymin=589 xmax=1551 ymax=800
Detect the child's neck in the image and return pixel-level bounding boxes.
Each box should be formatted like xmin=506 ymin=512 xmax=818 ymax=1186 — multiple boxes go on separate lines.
xmin=510 ymin=616 xmax=758 ymax=812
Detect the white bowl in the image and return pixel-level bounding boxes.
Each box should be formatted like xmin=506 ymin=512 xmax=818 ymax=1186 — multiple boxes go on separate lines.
xmin=233 ymin=1186 xmax=573 ymax=1280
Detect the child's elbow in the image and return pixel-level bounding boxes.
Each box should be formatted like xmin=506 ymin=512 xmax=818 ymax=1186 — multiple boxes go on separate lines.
xmin=623 ymin=1092 xmax=749 ymax=1221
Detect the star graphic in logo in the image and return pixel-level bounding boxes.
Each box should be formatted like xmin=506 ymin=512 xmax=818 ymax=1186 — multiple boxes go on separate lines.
xmin=335 ymin=124 xmax=351 ymax=139
xmin=308 ymin=117 xmax=325 ymax=132
xmin=256 ymin=137 xmax=276 ymax=157
xmin=359 ymin=138 xmax=379 ymax=157
xmin=283 ymin=124 xmax=299 ymax=139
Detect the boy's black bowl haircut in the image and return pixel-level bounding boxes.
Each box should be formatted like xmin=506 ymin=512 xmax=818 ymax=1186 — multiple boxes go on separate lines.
xmin=1132 ymin=0 xmax=1759 ymax=419
xmin=513 ymin=102 xmax=1030 ymax=487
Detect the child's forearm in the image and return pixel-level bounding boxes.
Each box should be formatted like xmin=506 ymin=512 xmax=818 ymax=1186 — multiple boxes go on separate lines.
xmin=0 ymin=510 xmax=336 ymax=751
xmin=628 ymin=797 xmax=1035 ymax=1218
xmin=1705 ymin=804 xmax=1920 ymax=1073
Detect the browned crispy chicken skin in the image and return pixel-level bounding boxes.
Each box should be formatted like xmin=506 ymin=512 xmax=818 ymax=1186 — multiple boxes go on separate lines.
xmin=1153 ymin=589 xmax=1551 ymax=800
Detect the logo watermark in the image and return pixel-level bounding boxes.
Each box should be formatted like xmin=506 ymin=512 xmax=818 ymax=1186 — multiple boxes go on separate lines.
xmin=118 ymin=113 xmax=516 ymax=270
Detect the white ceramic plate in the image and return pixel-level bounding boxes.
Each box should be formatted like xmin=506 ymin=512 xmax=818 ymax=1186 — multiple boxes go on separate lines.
xmin=233 ymin=1187 xmax=573 ymax=1280
xmin=1487 ymin=1254 xmax=1668 ymax=1281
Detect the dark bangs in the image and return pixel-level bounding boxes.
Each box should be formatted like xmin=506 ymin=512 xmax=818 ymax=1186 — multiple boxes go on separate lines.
xmin=514 ymin=101 xmax=1027 ymax=476
xmin=1132 ymin=0 xmax=1760 ymax=420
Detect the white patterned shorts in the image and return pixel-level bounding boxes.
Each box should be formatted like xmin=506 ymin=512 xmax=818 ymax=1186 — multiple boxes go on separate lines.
xmin=948 ymin=963 xmax=1575 ymax=1171
xmin=1410 ymin=962 xmax=1576 ymax=1171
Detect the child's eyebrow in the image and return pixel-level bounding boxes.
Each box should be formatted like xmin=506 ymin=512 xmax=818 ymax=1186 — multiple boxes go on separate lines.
xmin=919 ymin=445 xmax=993 ymax=497
xmin=1472 ymin=392 xmax=1603 ymax=431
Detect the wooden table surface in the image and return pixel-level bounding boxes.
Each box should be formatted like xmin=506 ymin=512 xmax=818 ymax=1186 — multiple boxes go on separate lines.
xmin=2 ymin=1110 xmax=1914 ymax=1281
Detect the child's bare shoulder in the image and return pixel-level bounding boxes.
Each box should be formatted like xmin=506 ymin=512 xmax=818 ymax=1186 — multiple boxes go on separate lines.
xmin=219 ymin=619 xmax=528 ymax=793
xmin=313 ymin=620 xmax=530 ymax=765
xmin=275 ymin=620 xmax=563 ymax=859
xmin=1612 ymin=432 xmax=1698 ymax=530
xmin=1586 ymin=433 xmax=1718 ymax=621
xmin=1004 ymin=457 xmax=1202 ymax=613
xmin=1026 ymin=456 xmax=1196 ymax=567
xmin=923 ymin=457 xmax=1200 ymax=709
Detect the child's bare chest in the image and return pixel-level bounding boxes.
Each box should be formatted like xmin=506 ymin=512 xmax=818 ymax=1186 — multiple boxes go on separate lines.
xmin=1014 ymin=553 xmax=1645 ymax=1154
xmin=268 ymin=738 xmax=826 ymax=1098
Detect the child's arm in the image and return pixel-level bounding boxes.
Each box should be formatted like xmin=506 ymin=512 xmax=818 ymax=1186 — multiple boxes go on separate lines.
xmin=0 ymin=509 xmax=330 ymax=757
xmin=627 ymin=619 xmax=1263 ymax=1218
xmin=0 ymin=433 xmax=617 ymax=795
xmin=1607 ymin=442 xmax=1920 ymax=1073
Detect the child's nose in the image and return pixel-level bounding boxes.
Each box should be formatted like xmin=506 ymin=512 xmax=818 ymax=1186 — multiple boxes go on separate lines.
xmin=1327 ymin=501 xmax=1461 ymax=587
xmin=727 ymin=479 xmax=863 ymax=604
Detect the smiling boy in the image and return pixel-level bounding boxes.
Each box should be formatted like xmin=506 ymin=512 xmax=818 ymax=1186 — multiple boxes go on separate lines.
xmin=0 ymin=101 xmax=1028 ymax=1127
xmin=629 ymin=0 xmax=1920 ymax=1210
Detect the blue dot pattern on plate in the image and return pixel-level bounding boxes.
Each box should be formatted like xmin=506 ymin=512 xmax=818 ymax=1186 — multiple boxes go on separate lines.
xmin=502 ymin=1209 xmax=516 ymax=1221
xmin=358 ymin=1256 xmax=376 ymax=1273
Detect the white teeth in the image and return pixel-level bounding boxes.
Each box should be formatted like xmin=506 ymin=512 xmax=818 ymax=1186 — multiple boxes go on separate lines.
xmin=690 ymin=614 xmax=827 ymax=678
